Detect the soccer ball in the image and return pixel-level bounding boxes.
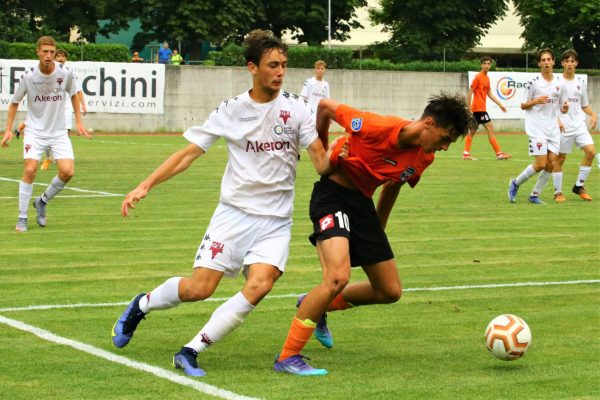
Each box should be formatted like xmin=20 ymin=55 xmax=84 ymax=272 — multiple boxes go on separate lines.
xmin=485 ymin=314 xmax=531 ymax=361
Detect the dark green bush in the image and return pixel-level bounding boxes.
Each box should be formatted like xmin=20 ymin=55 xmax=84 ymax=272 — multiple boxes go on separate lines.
xmin=1 ymin=41 xmax=130 ymax=62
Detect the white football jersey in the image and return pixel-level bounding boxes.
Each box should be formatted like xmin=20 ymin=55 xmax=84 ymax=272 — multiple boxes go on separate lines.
xmin=300 ymin=77 xmax=330 ymax=115
xmin=11 ymin=61 xmax=79 ymax=137
xmin=523 ymin=74 xmax=566 ymax=138
xmin=184 ymin=90 xmax=318 ymax=218
xmin=558 ymin=76 xmax=590 ymax=136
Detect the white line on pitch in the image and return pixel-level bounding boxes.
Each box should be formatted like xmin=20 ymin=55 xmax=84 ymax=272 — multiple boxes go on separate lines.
xmin=0 ymin=315 xmax=262 ymax=400
xmin=0 ymin=177 xmax=123 ymax=196
xmin=1 ymin=279 xmax=598 ymax=313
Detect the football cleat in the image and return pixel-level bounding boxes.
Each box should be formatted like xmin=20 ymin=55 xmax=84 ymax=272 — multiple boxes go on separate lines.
xmin=173 ymin=347 xmax=206 ymax=377
xmin=508 ymin=179 xmax=519 ymax=203
xmin=553 ymin=192 xmax=566 ymax=202
xmin=14 ymin=129 xmax=21 ymax=139
xmin=273 ymin=354 xmax=328 ymax=376
xmin=461 ymin=154 xmax=477 ymax=160
xmin=33 ymin=197 xmax=47 ymax=227
xmin=496 ymin=152 xmax=512 ymax=160
xmin=112 ymin=293 xmax=146 ymax=348
xmin=296 ymin=294 xmax=333 ymax=348
xmin=527 ymin=195 xmax=546 ymax=205
xmin=572 ymin=185 xmax=592 ymax=201
xmin=15 ymin=217 xmax=27 ymax=232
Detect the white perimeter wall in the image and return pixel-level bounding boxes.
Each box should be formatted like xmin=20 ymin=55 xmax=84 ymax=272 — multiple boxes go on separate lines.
xmin=17 ymin=66 xmax=599 ymax=133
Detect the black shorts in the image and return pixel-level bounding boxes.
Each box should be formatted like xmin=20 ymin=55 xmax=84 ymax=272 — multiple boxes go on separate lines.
xmin=472 ymin=111 xmax=491 ymax=126
xmin=309 ymin=176 xmax=394 ymax=267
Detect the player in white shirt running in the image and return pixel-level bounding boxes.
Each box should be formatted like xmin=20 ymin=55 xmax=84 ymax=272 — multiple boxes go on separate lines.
xmin=111 ymin=29 xmax=340 ymax=378
xmin=1 ymin=36 xmax=91 ymax=232
xmin=300 ymin=60 xmax=330 ymax=117
xmin=553 ymin=49 xmax=597 ymax=202
xmin=508 ymin=48 xmax=568 ymax=204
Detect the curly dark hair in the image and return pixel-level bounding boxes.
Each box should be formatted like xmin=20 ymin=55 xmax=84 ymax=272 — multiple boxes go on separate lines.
xmin=243 ymin=29 xmax=288 ymax=66
xmin=421 ymin=91 xmax=473 ymax=139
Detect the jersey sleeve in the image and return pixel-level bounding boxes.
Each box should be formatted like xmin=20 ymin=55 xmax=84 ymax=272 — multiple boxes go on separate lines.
xmin=183 ymin=101 xmax=231 ymax=151
xmin=581 ymin=78 xmax=589 ymax=108
xmin=300 ymin=79 xmax=309 ymax=99
xmin=523 ymin=79 xmax=535 ymax=103
xmin=10 ymin=72 xmax=28 ymax=103
xmin=297 ymin=96 xmax=318 ymax=149
xmin=65 ymin=68 xmax=79 ymax=97
xmin=470 ymin=74 xmax=481 ymax=90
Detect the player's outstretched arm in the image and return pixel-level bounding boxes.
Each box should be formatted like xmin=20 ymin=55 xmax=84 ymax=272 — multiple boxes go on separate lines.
xmin=316 ymin=98 xmax=340 ymax=150
xmin=121 ymin=143 xmax=205 ymax=217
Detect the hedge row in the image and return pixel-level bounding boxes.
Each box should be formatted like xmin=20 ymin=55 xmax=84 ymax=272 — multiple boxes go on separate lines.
xmin=0 ymin=40 xmax=130 ymax=62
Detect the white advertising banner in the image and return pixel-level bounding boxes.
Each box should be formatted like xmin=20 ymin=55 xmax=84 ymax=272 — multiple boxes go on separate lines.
xmin=467 ymin=71 xmax=587 ymax=119
xmin=0 ymin=60 xmax=165 ymax=114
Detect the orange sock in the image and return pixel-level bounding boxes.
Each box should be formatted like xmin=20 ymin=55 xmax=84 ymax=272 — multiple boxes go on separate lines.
xmin=463 ymin=135 xmax=473 ymax=154
xmin=489 ymin=136 xmax=501 ymax=154
xmin=328 ymin=293 xmax=351 ymax=311
xmin=278 ymin=317 xmax=316 ymax=361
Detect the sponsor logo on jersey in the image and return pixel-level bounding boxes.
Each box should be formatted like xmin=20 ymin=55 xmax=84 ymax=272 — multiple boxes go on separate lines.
xmin=279 ymin=110 xmax=291 ymax=124
xmin=238 ymin=116 xmax=258 ymax=123
xmin=273 ymin=125 xmax=284 ymax=135
xmin=246 ymin=140 xmax=290 ymax=152
xmin=400 ymin=166 xmax=416 ymax=181
xmin=209 ymin=241 xmax=224 ymax=259
xmin=273 ymin=125 xmax=297 ymax=136
xmin=351 ymin=118 xmax=363 ymax=132
xmin=33 ymin=94 xmax=63 ymax=102
xmin=319 ymin=214 xmax=335 ymax=232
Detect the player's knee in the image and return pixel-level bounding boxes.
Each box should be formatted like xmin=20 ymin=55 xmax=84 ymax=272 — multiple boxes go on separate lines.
xmin=381 ymin=284 xmax=402 ymax=303
xmin=244 ymin=278 xmax=275 ymax=299
xmin=324 ymin=272 xmax=350 ymax=295
xmin=23 ymin=167 xmax=37 ymax=181
xmin=59 ymin=170 xmax=74 ymax=182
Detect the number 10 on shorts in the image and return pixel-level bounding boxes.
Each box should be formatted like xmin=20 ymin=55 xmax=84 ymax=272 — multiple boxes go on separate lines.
xmin=319 ymin=211 xmax=350 ymax=232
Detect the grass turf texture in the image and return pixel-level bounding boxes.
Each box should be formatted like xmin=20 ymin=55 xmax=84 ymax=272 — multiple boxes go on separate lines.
xmin=0 ymin=133 xmax=598 ymax=399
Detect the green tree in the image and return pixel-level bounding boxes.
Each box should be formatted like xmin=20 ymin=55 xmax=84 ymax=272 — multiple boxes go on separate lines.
xmin=513 ymin=0 xmax=600 ymax=68
xmin=132 ymin=0 xmax=264 ymax=60
xmin=261 ymin=0 xmax=367 ymax=46
xmin=370 ymin=0 xmax=508 ymax=61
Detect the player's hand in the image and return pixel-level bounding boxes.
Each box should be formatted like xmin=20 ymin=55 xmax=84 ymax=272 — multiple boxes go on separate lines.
xmin=121 ymin=187 xmax=149 ymax=217
xmin=330 ymin=135 xmax=350 ymax=159
xmin=535 ymin=95 xmax=550 ymax=105
xmin=589 ymin=114 xmax=597 ymax=130
xmin=559 ymin=121 xmax=565 ymax=133
xmin=1 ymin=129 xmax=12 ymax=148
xmin=76 ymin=123 xmax=92 ymax=139
xmin=500 ymin=105 xmax=507 ymax=113
xmin=561 ymin=101 xmax=569 ymax=114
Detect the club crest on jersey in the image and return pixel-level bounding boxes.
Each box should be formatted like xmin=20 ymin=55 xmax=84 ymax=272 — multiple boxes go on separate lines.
xmin=209 ymin=241 xmax=224 ymax=259
xmin=57 ymin=77 xmax=63 ymax=86
xmin=351 ymin=118 xmax=363 ymax=132
xmin=319 ymin=214 xmax=335 ymax=232
xmin=279 ymin=110 xmax=291 ymax=124
xmin=400 ymin=166 xmax=416 ymax=181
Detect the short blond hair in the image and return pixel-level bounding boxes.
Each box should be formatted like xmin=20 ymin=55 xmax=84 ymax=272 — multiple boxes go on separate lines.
xmin=314 ymin=60 xmax=326 ymax=68
xmin=37 ymin=36 xmax=56 ymax=50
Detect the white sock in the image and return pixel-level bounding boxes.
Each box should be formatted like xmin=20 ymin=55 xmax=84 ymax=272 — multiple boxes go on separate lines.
xmin=184 ymin=292 xmax=255 ymax=353
xmin=139 ymin=277 xmax=182 ymax=313
xmin=18 ymin=181 xmax=33 ymax=218
xmin=596 ymin=153 xmax=600 ymax=169
xmin=576 ymin=166 xmax=592 ymax=187
xmin=515 ymin=165 xmax=537 ymax=186
xmin=553 ymin=171 xmax=563 ymax=194
xmin=41 ymin=176 xmax=65 ymax=203
xmin=531 ymin=170 xmax=551 ymax=196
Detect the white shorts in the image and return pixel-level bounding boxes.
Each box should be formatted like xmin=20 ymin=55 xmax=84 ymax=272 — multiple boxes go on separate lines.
xmin=559 ymin=130 xmax=594 ymax=154
xmin=65 ymin=109 xmax=73 ymax=131
xmin=193 ymin=203 xmax=292 ymax=278
xmin=23 ymin=132 xmax=74 ymax=161
xmin=528 ymin=135 xmax=559 ymax=156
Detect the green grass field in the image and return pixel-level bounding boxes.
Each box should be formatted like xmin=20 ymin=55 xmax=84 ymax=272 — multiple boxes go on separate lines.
xmin=0 ymin=133 xmax=599 ymax=400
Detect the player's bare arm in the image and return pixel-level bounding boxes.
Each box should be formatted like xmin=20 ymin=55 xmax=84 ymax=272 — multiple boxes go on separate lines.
xmin=582 ymin=106 xmax=597 ymax=129
xmin=487 ymin=89 xmax=507 ymax=112
xmin=121 ymin=143 xmax=205 ymax=216
xmin=71 ymin=95 xmax=92 ymax=139
xmin=316 ymin=98 xmax=340 ymax=149
xmin=521 ymin=96 xmax=549 ymax=110
xmin=376 ymin=180 xmax=402 ymax=229
xmin=467 ymin=87 xmax=474 ymax=109
xmin=1 ymin=103 xmax=19 ymax=148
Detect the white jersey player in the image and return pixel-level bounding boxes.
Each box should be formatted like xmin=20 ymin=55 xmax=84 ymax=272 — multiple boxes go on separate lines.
xmin=1 ymin=36 xmax=90 ymax=232
xmin=508 ymin=48 xmax=568 ymax=204
xmin=300 ymin=60 xmax=330 ymax=117
xmin=112 ymin=29 xmax=338 ymax=378
xmin=554 ymin=49 xmax=597 ymax=201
